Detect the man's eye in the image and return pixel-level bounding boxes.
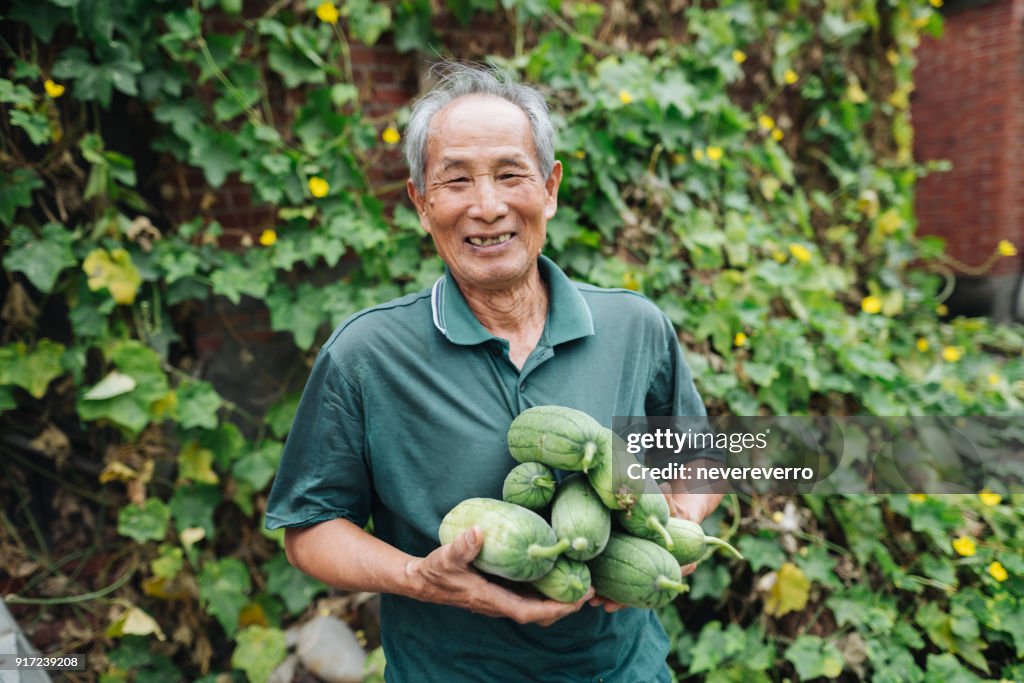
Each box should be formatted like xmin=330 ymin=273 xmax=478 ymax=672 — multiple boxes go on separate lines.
xmin=447 ymin=177 xmax=469 ymax=184
xmin=499 ymin=173 xmax=523 ymax=180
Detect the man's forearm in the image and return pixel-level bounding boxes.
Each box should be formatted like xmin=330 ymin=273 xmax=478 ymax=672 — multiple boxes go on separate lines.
xmin=284 ymin=516 xmax=594 ymax=625
xmin=284 ymin=518 xmax=422 ymax=597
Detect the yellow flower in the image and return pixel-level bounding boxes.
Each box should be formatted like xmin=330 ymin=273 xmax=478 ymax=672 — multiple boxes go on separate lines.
xmin=44 ymin=79 xmax=65 ymax=98
xmin=942 ymin=346 xmax=962 ymax=363
xmin=997 ymin=240 xmax=1017 ymax=257
xmin=623 ymin=271 xmax=640 ymax=291
xmin=732 ymin=50 xmax=747 ymax=64
xmin=734 ymin=332 xmax=748 ymax=347
xmin=916 ymin=338 xmax=930 ymax=353
xmin=574 ymin=150 xmax=586 ymax=159
xmin=693 ymin=148 xmax=705 ymax=161
xmin=952 ymin=536 xmax=976 ymax=557
xmin=706 ymin=146 xmax=723 ymax=161
xmin=382 ymin=125 xmax=401 ymax=145
xmin=783 ymin=69 xmax=798 ymax=85
xmin=886 ymin=50 xmax=901 ymax=66
xmin=671 ymin=153 xmax=685 ymax=164
xmin=936 ymin=303 xmax=948 ymax=316
xmin=789 ymin=244 xmax=811 ymax=263
xmin=908 ymin=494 xmax=926 ymax=502
xmin=258 ymin=229 xmax=277 ymax=246
xmin=315 ymin=2 xmax=340 ymax=24
xmin=861 ymin=295 xmax=882 ymax=314
xmin=978 ymin=490 xmax=1002 ymax=506
xmin=770 ymin=128 xmax=784 ymax=141
xmin=618 ymin=89 xmax=634 ymax=105
xmin=771 ymin=511 xmax=784 ymax=523
xmin=308 ymin=176 xmax=329 ymax=198
xmin=988 ymin=561 xmax=1008 ymax=582
xmin=929 ymin=0 xmax=943 ymax=7
xmin=987 ymin=373 xmax=1000 ymax=387
xmin=758 ymin=114 xmax=775 ymax=130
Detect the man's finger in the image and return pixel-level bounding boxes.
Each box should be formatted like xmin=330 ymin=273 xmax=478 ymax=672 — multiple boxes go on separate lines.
xmin=449 ymin=526 xmax=483 ymax=564
xmin=680 ymin=561 xmax=697 ymax=577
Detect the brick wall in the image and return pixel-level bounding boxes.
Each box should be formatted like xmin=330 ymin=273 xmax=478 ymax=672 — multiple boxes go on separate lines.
xmin=912 ymin=0 xmax=1024 ymax=280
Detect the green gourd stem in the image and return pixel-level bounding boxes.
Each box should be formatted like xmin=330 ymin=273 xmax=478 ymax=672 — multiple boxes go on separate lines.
xmin=528 ymin=538 xmax=571 ymax=559
xmin=532 ymin=476 xmax=555 ymax=490
xmin=569 ymin=577 xmax=583 ymax=591
xmin=656 ymin=576 xmax=689 ymax=594
xmin=580 ymin=441 xmax=597 ymax=472
xmin=650 ymin=517 xmax=674 ymax=550
xmin=705 ymin=536 xmax=744 ymax=560
xmin=571 ymin=537 xmax=589 ymax=552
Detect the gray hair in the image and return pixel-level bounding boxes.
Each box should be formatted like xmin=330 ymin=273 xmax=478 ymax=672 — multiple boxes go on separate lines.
xmin=404 ymin=62 xmax=556 ymax=195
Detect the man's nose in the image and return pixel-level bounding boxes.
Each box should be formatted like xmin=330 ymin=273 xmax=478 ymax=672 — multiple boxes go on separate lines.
xmin=467 ymin=176 xmax=508 ymax=223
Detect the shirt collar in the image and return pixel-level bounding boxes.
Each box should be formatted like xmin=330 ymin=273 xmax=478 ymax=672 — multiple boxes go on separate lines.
xmin=431 ymin=254 xmax=595 ymax=346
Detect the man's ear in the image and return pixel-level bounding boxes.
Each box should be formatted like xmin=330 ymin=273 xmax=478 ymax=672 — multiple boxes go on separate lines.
xmin=407 ymin=178 xmax=433 ymax=234
xmin=544 ymin=160 xmax=563 ymax=219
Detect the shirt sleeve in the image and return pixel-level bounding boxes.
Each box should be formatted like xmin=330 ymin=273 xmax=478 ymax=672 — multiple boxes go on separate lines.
xmin=265 ymin=345 xmax=372 ymax=530
xmin=645 ymin=312 xmax=707 ymax=418
xmin=645 ymin=312 xmax=726 ymax=464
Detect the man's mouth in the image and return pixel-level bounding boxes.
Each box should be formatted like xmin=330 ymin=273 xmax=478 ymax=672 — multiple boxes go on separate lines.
xmin=466 ymin=233 xmax=515 ymax=247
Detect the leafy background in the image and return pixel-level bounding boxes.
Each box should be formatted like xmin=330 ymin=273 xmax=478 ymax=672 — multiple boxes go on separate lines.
xmin=1 ymin=0 xmax=1022 ymax=681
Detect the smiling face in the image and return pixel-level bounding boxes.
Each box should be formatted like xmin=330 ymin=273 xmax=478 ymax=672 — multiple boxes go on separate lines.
xmin=407 ymin=95 xmax=562 ymax=294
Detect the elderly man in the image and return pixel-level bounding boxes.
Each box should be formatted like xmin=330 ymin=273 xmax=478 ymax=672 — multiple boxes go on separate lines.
xmin=266 ymin=64 xmax=723 ymax=681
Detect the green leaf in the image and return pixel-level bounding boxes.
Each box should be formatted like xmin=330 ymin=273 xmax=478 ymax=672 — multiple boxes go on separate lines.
xmin=233 ymin=441 xmax=283 ymax=492
xmin=0 ymin=386 xmax=16 ymax=412
xmin=198 ymin=557 xmax=251 ymax=636
xmin=169 ymin=483 xmax=220 ymax=540
xmin=231 ymin=626 xmax=287 ymax=683
xmin=794 ymin=545 xmax=840 ymax=589
xmin=151 ymin=544 xmax=184 ymax=580
xmin=347 ymin=0 xmax=392 ymax=45
xmin=0 ymin=169 xmax=43 ymax=226
xmin=262 ymin=554 xmax=328 ymax=615
xmin=0 ymin=340 xmax=66 ymax=399
xmin=176 ymin=380 xmax=222 ymax=430
xmin=201 ymin=422 xmax=247 ymax=470
xmin=737 ymin=534 xmax=786 ymax=571
xmin=210 ymin=255 xmax=272 ymax=303
xmin=118 ymin=498 xmax=171 ymax=543
xmin=689 ymin=561 xmax=731 ymax=600
xmin=265 ymin=394 xmax=300 ymax=438
xmin=267 ymin=42 xmax=326 ymax=88
xmin=393 ymin=0 xmax=438 ymax=53
xmin=52 ymin=42 xmax=142 ymax=106
xmin=266 ymin=283 xmax=326 ymax=349
xmin=7 ymin=2 xmax=72 ymax=42
xmin=923 ymin=653 xmax=985 ymax=683
xmin=187 ymin=127 xmax=242 ymax=188
xmin=10 ymin=109 xmax=51 ymax=146
xmin=3 ymin=225 xmax=77 ymax=293
xmin=784 ymin=635 xmax=844 ymax=680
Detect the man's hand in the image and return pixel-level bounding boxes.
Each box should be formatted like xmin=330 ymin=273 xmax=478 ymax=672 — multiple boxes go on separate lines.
xmin=407 ymin=526 xmax=593 ymax=627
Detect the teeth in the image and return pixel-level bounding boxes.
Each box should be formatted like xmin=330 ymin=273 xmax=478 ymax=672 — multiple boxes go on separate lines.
xmin=468 ymin=233 xmax=513 ymax=247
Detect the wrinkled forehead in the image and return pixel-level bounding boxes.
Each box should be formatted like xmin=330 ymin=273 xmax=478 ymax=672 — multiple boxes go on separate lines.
xmin=425 ymin=94 xmax=538 ymax=167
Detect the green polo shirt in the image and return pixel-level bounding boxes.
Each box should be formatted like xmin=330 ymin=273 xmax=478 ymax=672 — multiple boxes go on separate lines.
xmin=266 ymin=255 xmax=707 ymax=682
